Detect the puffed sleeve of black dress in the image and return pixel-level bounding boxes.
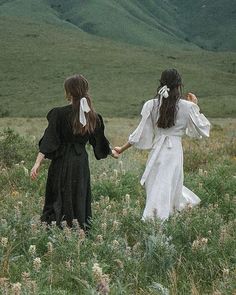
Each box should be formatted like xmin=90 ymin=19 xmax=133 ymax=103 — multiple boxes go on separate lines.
xmin=39 ymin=108 xmax=61 ymax=159
xmin=89 ymin=114 xmax=112 ymax=160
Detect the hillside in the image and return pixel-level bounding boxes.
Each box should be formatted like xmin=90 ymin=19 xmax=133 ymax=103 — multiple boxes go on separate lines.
xmin=0 ymin=0 xmax=236 ymax=118
xmin=46 ymin=0 xmax=236 ymax=51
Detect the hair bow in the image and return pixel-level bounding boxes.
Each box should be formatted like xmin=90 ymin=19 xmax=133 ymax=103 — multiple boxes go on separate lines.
xmin=158 ymin=85 xmax=170 ymax=99
xmin=80 ymin=97 xmax=91 ymax=127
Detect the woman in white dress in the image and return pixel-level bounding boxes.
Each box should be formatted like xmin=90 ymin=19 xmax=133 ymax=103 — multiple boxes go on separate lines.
xmin=115 ymin=69 xmax=211 ymax=221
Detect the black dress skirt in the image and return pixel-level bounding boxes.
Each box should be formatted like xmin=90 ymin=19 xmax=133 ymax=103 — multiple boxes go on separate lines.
xmin=39 ymin=105 xmax=111 ymax=229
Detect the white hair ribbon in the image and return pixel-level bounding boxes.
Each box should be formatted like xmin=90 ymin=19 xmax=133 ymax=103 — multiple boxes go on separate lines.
xmin=158 ymin=85 xmax=170 ymax=99
xmin=80 ymin=97 xmax=91 ymax=127
xmin=158 ymin=85 xmax=170 ymax=110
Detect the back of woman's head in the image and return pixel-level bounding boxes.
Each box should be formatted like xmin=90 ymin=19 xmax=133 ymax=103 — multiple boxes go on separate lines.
xmin=156 ymin=68 xmax=182 ymax=129
xmin=64 ymin=74 xmax=97 ymax=135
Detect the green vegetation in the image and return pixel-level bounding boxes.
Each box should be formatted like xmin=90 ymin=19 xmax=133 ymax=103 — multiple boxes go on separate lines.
xmin=0 ymin=119 xmax=235 ymax=294
xmin=0 ymin=1 xmax=236 ymax=118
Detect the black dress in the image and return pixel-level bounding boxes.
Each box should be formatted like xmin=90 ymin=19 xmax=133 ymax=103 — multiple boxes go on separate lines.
xmin=39 ymin=105 xmax=111 ymax=229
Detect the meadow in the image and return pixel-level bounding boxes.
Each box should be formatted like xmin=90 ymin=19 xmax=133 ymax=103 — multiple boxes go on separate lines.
xmin=0 ymin=118 xmax=235 ymax=294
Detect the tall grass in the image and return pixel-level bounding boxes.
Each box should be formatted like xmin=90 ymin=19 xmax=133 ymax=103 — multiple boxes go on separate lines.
xmin=0 ymin=119 xmax=235 ymax=294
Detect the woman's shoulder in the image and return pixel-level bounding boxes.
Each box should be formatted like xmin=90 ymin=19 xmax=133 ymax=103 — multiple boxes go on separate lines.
xmin=141 ymin=99 xmax=156 ymax=112
xmin=179 ymin=98 xmax=195 ymax=107
xmin=47 ymin=105 xmax=72 ymax=118
xmin=178 ymin=98 xmax=197 ymax=110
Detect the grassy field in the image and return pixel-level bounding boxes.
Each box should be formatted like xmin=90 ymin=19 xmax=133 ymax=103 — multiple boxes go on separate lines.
xmin=0 ymin=14 xmax=236 ymax=119
xmin=0 ymin=118 xmax=235 ymax=294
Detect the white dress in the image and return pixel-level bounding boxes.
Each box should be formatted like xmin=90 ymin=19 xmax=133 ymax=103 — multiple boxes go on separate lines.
xmin=128 ymin=98 xmax=211 ymax=221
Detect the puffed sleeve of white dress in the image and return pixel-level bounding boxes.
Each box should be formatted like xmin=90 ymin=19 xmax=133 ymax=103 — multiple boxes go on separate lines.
xmin=128 ymin=100 xmax=154 ymax=149
xmin=186 ymin=103 xmax=211 ymax=138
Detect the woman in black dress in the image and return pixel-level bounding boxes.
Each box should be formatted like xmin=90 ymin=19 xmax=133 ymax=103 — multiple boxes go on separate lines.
xmin=30 ymin=74 xmax=118 ymax=229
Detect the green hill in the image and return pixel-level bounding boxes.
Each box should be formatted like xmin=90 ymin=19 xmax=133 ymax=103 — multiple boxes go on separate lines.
xmin=0 ymin=0 xmax=236 ymax=118
xmin=46 ymin=0 xmax=236 ymax=51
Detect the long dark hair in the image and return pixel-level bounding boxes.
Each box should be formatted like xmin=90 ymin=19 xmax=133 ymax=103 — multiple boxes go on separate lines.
xmin=64 ymin=74 xmax=97 ymax=135
xmin=156 ymin=69 xmax=182 ymax=129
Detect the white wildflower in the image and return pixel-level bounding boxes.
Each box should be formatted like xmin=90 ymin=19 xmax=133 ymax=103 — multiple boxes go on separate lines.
xmin=1 ymin=237 xmax=8 ymax=247
xmin=12 ymin=282 xmax=21 ymax=295
xmin=28 ymin=245 xmax=36 ymax=256
xmin=33 ymin=257 xmax=41 ymax=272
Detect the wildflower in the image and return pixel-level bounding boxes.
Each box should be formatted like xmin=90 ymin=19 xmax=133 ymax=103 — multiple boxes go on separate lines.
xmin=96 ymin=235 xmax=103 ymax=243
xmin=30 ymin=281 xmax=37 ymax=294
xmin=113 ymin=169 xmax=118 ymax=178
xmin=114 ymin=259 xmax=124 ymax=269
xmin=11 ymin=191 xmax=19 ymax=197
xmin=92 ymin=263 xmax=103 ymax=281
xmin=0 ymin=277 xmax=9 ymax=288
xmin=105 ymin=196 xmax=110 ymax=204
xmin=224 ymin=193 xmax=230 ymax=201
xmin=220 ymin=228 xmax=229 ymax=243
xmin=41 ymin=222 xmax=48 ymax=230
xmin=61 ymin=220 xmax=67 ymax=228
xmin=102 ymin=172 xmax=107 ymax=177
xmin=122 ymin=208 xmax=128 ymax=216
xmin=28 ymin=245 xmax=36 ymax=256
xmin=47 ymin=242 xmax=53 ymax=254
xmin=64 ymin=227 xmax=72 ymax=240
xmin=22 ymin=165 xmax=29 ymax=176
xmin=101 ymin=223 xmax=107 ymax=232
xmin=106 ymin=205 xmax=111 ymax=210
xmin=1 ymin=237 xmax=8 ymax=247
xmin=21 ymin=272 xmax=30 ymax=282
xmin=119 ymin=160 xmax=123 ymax=170
xmin=125 ymin=194 xmax=130 ymax=203
xmin=51 ymin=221 xmax=57 ymax=227
xmin=92 ymin=263 xmax=110 ymax=295
xmin=112 ymin=240 xmax=119 ymax=249
xmin=198 ymin=182 xmax=203 ymax=189
xmin=72 ymin=219 xmax=79 ymax=228
xmin=103 ymin=209 xmax=108 ymax=218
xmin=112 ymin=220 xmax=119 ymax=230
xmin=97 ymin=278 xmax=110 ymax=295
xmin=126 ymin=246 xmax=132 ymax=256
xmin=204 ymin=170 xmax=208 ymax=176
xmin=201 ymin=238 xmax=208 ymax=244
xmin=186 ymin=203 xmax=193 ymax=211
xmin=30 ymin=223 xmax=38 ymax=233
xmin=17 ymin=201 xmax=23 ymax=207
xmin=191 ymin=237 xmax=208 ymax=251
xmin=33 ymin=257 xmax=41 ymax=272
xmin=65 ymin=259 xmax=72 ymax=271
xmin=79 ymin=229 xmax=86 ymax=242
xmin=198 ymin=168 xmax=203 ymax=176
xmin=12 ymin=282 xmax=21 ymax=295
xmin=132 ymin=242 xmax=141 ymax=252
xmin=222 ymin=268 xmax=229 ymax=278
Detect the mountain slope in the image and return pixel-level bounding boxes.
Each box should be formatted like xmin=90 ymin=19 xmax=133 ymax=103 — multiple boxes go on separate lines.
xmin=0 ymin=0 xmax=236 ymax=118
xmin=45 ymin=0 xmax=236 ymax=51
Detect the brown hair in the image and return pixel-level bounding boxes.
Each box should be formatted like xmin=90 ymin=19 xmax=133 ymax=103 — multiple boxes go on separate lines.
xmin=156 ymin=69 xmax=182 ymax=129
xmin=64 ymin=74 xmax=97 ymax=135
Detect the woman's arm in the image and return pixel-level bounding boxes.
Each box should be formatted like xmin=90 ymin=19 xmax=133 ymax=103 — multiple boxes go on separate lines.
xmin=30 ymin=152 xmax=45 ymax=180
xmin=114 ymin=142 xmax=132 ymax=154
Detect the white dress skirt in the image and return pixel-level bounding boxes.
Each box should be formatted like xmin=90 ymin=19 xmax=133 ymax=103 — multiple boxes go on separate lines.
xmin=128 ymin=98 xmax=211 ymax=221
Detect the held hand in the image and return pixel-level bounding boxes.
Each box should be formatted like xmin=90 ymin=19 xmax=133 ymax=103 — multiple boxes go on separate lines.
xmin=114 ymin=146 xmax=123 ymax=154
xmin=111 ymin=149 xmax=119 ymax=159
xmin=30 ymin=162 xmax=40 ymax=180
xmin=187 ymin=92 xmax=198 ymax=104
